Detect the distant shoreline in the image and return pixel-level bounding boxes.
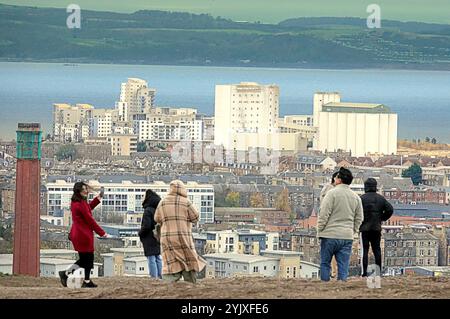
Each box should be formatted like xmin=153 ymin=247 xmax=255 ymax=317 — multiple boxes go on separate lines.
xmin=1 ymin=59 xmax=450 ymax=73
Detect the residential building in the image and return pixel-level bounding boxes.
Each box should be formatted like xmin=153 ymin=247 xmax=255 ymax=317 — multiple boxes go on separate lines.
xmin=262 ymin=250 xmax=301 ymax=279
xmin=291 ymin=228 xmax=321 ymax=264
xmin=53 ymin=103 xmax=93 ymax=143
xmin=46 ymin=178 xmax=214 ymax=224
xmin=0 ymin=253 xmax=99 ymax=277
xmin=2 ymin=185 xmax=48 ymax=215
xmin=383 ymin=187 xmax=447 ymax=205
xmin=430 ymin=226 xmax=448 ymax=266
xmin=237 ymin=229 xmax=267 ymax=254
xmin=118 ymin=78 xmax=156 ymax=121
xmin=101 ymin=225 xmax=140 ymax=238
xmin=405 ymin=266 xmax=450 ymax=277
xmin=40 ymin=215 xmax=64 ymax=227
xmin=123 ymin=256 xmax=149 ymax=276
xmin=40 ymin=249 xmax=78 ymax=260
xmin=40 ymin=258 xmax=100 ymax=278
xmin=123 ymin=212 xmax=143 ymax=226
xmin=299 ymin=261 xmax=321 ymax=279
xmin=214 ymin=207 xmax=291 ymax=225
xmin=265 ymin=232 xmax=280 ymax=251
xmin=193 ymin=232 xmax=208 ymax=256
xmin=384 ymin=228 xmax=439 ymax=273
xmin=102 ymin=248 xmax=145 ymax=277
xmin=204 ymin=253 xmax=280 ymax=278
xmin=109 ymin=134 xmax=138 ymax=156
xmin=206 ymin=230 xmax=239 ymax=254
xmin=89 ymin=109 xmax=113 ymax=138
xmin=134 ymin=119 xmax=203 ymax=142
xmin=296 ymin=154 xmax=337 ymax=172
xmin=205 ymin=229 xmax=269 ymax=255
xmin=313 ymin=92 xmax=398 ymax=157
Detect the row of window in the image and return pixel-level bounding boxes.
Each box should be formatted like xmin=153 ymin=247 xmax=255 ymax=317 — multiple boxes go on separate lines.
xmin=385 ymin=259 xmax=435 ymax=266
xmin=386 ymin=241 xmax=436 ymax=247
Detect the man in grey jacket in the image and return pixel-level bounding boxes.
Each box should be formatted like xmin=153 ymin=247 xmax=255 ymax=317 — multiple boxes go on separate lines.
xmin=318 ymin=167 xmax=363 ymax=281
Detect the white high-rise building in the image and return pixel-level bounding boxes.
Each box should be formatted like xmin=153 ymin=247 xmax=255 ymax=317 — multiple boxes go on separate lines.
xmin=313 ymin=92 xmax=398 ymax=157
xmin=118 ymin=78 xmax=156 ymax=121
xmin=115 ymin=101 xmax=128 ymax=122
xmin=134 ymin=120 xmax=203 ymax=142
xmin=53 ymin=103 xmax=94 ymax=143
xmin=214 ymin=82 xmax=280 ymax=151
xmin=89 ymin=109 xmax=113 ymax=138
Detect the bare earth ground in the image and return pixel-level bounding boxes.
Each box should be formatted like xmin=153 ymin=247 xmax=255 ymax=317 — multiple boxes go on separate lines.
xmin=0 ymin=275 xmax=449 ymax=299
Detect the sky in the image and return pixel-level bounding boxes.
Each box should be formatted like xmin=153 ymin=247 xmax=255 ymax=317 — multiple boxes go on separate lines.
xmin=1 ymin=0 xmax=450 ymax=24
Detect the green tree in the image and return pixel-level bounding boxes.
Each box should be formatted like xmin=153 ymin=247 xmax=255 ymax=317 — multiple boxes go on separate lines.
xmin=402 ymin=163 xmax=423 ymax=185
xmin=225 ymin=191 xmax=240 ymax=207
xmin=56 ymin=144 xmax=77 ymax=161
xmin=137 ymin=141 xmax=147 ymax=152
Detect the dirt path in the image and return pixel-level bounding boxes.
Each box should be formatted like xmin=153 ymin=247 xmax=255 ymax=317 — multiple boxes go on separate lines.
xmin=0 ymin=275 xmax=449 ymax=299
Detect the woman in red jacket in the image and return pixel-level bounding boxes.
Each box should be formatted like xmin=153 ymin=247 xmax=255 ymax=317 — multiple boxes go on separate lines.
xmin=59 ymin=182 xmax=107 ymax=288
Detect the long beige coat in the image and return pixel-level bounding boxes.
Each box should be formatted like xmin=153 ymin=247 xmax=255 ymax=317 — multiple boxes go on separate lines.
xmin=154 ymin=180 xmax=206 ymax=275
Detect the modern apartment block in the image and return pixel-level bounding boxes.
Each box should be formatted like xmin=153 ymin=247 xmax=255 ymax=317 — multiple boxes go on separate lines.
xmin=46 ymin=179 xmax=214 ymax=224
xmin=118 ymin=78 xmax=156 ymax=121
xmin=204 ymin=229 xmax=278 ymax=255
xmin=53 ymin=103 xmax=93 ymax=142
xmin=204 ymin=250 xmax=302 ymax=279
xmin=204 ymin=253 xmax=280 ymax=278
xmin=89 ymin=109 xmax=114 ymax=138
xmin=102 ymin=248 xmax=145 ymax=277
xmin=109 ymin=134 xmax=138 ymax=156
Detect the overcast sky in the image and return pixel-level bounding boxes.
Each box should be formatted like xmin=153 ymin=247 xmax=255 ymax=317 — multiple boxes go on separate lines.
xmin=2 ymin=0 xmax=450 ymax=24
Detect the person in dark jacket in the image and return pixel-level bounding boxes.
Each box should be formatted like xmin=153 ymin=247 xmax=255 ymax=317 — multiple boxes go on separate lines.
xmin=359 ymin=178 xmax=394 ymax=277
xmin=139 ymin=189 xmax=162 ymax=279
xmin=59 ymin=182 xmax=107 ymax=288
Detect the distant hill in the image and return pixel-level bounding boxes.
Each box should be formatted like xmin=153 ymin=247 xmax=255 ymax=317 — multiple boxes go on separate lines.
xmin=1 ymin=4 xmax=450 ymax=69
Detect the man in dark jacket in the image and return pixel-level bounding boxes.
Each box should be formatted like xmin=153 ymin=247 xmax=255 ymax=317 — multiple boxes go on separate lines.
xmin=360 ymin=178 xmax=394 ymax=277
xmin=139 ymin=189 xmax=162 ymax=278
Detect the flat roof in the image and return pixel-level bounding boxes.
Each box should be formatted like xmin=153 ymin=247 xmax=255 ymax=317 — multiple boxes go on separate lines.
xmin=110 ymin=248 xmax=144 ymax=253
xmin=204 ymin=253 xmax=279 ymax=263
xmin=300 ymin=261 xmax=320 ymax=268
xmin=40 ymin=258 xmax=76 ymax=265
xmin=40 ymin=249 xmax=77 ymax=255
xmin=322 ymin=102 xmax=393 ymax=114
xmin=263 ymin=250 xmax=301 ymax=257
xmin=123 ymin=257 xmax=148 ymax=263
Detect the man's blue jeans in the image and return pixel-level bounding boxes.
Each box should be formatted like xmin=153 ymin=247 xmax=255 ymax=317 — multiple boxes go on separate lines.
xmin=147 ymin=255 xmax=163 ymax=279
xmin=320 ymin=238 xmax=353 ymax=281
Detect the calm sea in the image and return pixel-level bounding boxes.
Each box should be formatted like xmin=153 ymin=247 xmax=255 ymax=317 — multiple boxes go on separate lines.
xmin=0 ymin=62 xmax=449 ymax=142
